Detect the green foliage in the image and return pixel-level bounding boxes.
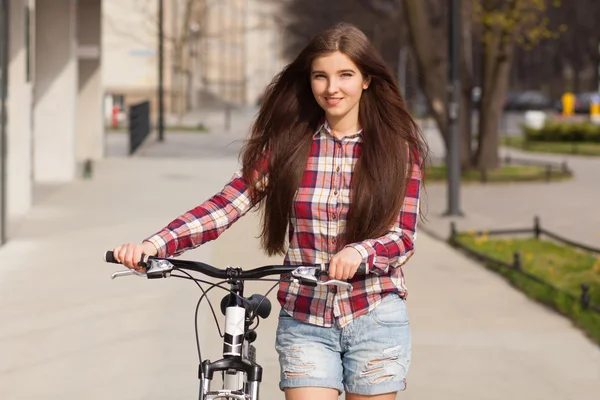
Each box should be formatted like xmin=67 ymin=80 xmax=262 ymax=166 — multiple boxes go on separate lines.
xmin=523 ymin=121 xmax=600 ymax=143
xmin=473 ymin=0 xmax=562 ymax=50
xmin=502 ymin=136 xmax=600 ymax=156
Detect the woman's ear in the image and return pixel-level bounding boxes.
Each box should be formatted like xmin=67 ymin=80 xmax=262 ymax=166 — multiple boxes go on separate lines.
xmin=363 ymin=76 xmax=371 ymax=90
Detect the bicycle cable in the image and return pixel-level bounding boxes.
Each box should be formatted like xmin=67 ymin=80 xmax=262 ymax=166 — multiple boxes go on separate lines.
xmin=170 ymin=271 xmax=295 ymax=367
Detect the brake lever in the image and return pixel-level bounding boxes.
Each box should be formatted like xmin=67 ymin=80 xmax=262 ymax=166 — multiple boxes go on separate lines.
xmin=291 ymin=266 xmax=353 ymax=291
xmin=111 ymin=269 xmax=146 ymax=279
xmin=111 ymin=259 xmax=174 ymax=280
xmin=318 ymin=279 xmax=353 ymax=291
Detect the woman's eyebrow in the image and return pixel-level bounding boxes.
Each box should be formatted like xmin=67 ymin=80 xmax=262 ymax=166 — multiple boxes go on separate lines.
xmin=311 ymin=69 xmax=356 ymax=74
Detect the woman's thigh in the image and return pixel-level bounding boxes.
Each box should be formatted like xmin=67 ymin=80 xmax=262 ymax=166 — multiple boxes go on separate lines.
xmin=341 ymin=294 xmax=411 ymax=397
xmin=275 ymin=309 xmax=344 ymax=396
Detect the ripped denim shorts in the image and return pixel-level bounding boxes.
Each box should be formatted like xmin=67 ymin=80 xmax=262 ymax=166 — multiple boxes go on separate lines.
xmin=275 ymin=293 xmax=411 ymax=396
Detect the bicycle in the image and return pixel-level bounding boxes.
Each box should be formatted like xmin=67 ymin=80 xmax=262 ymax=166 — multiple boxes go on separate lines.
xmin=104 ymin=251 xmax=366 ymax=400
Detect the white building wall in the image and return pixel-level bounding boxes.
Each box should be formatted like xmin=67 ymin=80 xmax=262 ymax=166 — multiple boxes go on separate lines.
xmin=101 ymin=0 xmax=158 ymax=94
xmin=6 ymin=0 xmax=33 ymax=217
xmin=244 ymin=0 xmax=287 ymax=105
xmin=102 ymin=0 xmax=288 ymax=109
xmin=76 ymin=0 xmax=104 ymax=162
xmin=33 ymin=0 xmax=77 ymax=182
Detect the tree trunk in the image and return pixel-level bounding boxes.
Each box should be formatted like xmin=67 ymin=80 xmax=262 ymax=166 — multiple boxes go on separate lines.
xmin=172 ymin=43 xmax=184 ymax=123
xmin=475 ymin=27 xmax=513 ymax=170
xmin=402 ymin=0 xmax=449 ymax=148
xmin=172 ymin=0 xmax=196 ymax=123
xmin=460 ymin=0 xmax=474 ymax=169
xmin=460 ymin=86 xmax=473 ymax=168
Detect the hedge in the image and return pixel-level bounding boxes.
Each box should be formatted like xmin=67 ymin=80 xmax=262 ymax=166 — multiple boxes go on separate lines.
xmin=524 ymin=121 xmax=600 ymax=143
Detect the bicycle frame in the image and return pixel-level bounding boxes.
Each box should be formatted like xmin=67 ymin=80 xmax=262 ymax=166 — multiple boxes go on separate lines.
xmin=199 ymin=279 xmax=263 ymax=400
xmin=104 ymin=251 xmax=365 ymax=400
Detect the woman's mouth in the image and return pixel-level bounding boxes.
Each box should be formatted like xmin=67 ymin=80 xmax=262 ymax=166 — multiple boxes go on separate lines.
xmin=325 ymin=97 xmax=343 ymax=106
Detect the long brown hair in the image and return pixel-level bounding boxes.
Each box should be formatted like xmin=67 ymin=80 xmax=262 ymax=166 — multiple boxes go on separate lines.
xmin=242 ymin=23 xmax=428 ymax=256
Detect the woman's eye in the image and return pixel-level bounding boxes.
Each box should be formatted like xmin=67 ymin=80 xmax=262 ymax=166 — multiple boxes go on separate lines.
xmin=341 ymin=73 xmax=353 ymax=78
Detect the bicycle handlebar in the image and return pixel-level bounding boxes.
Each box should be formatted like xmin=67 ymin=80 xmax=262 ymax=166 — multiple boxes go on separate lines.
xmin=104 ymin=251 xmax=368 ymax=289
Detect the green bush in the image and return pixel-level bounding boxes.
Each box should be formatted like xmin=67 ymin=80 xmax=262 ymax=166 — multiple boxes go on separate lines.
xmin=524 ymin=121 xmax=600 ymax=143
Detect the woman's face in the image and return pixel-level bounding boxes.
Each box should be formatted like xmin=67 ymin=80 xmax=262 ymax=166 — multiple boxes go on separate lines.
xmin=310 ymin=51 xmax=370 ymax=122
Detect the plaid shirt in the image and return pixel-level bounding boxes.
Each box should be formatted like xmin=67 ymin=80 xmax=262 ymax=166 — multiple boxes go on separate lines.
xmin=145 ymin=121 xmax=421 ymax=328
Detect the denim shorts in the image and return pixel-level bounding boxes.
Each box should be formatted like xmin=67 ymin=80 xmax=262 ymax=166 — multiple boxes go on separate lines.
xmin=275 ymin=293 xmax=411 ymax=396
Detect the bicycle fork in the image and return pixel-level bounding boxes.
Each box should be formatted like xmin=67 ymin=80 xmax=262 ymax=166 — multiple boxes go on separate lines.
xmin=199 ymin=293 xmax=262 ymax=400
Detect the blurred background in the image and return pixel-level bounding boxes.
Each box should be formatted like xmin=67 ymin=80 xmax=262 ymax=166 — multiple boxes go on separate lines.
xmin=0 ymin=1 xmax=599 ymax=399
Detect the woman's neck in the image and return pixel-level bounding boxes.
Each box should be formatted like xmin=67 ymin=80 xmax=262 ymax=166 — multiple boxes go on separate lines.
xmin=326 ymin=111 xmax=361 ymax=139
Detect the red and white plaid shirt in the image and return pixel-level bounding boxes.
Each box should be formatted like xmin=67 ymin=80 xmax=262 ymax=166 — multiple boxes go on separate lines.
xmin=146 ymin=121 xmax=422 ymax=328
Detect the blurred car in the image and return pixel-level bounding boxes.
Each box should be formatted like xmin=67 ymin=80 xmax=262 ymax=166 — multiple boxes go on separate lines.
xmin=503 ymin=90 xmax=552 ymax=111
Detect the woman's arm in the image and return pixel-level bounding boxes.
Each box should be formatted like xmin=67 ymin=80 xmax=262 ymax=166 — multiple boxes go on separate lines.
xmin=144 ymin=170 xmax=261 ymax=258
xmin=344 ymin=161 xmax=421 ymax=275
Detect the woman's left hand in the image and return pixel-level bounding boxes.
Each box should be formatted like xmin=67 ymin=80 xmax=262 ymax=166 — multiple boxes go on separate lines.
xmin=328 ymin=247 xmax=364 ymax=280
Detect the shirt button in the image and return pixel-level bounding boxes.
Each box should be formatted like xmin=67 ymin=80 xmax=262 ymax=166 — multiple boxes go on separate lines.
xmin=334 ymin=189 xmax=338 ymax=195
xmin=331 ymin=213 xmax=337 ymax=220
xmin=336 ymin=166 xmax=341 ymax=172
xmin=331 ymin=238 xmax=337 ymax=244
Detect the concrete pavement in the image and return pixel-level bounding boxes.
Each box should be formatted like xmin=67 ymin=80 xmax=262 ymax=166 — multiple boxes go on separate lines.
xmin=1 ymin=117 xmax=600 ymax=399
xmin=420 ymin=123 xmax=600 ymax=249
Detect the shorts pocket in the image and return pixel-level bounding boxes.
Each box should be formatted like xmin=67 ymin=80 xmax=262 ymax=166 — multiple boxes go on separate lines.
xmin=369 ymin=294 xmax=409 ymax=326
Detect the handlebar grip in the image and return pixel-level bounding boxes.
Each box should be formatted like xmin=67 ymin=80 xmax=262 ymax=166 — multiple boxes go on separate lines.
xmin=104 ymin=251 xmax=120 ymax=264
xmin=356 ymin=263 xmax=368 ymax=275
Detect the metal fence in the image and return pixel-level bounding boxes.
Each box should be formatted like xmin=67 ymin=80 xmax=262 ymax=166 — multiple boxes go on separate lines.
xmin=129 ymin=101 xmax=151 ymax=155
xmin=449 ymin=216 xmax=600 ymax=314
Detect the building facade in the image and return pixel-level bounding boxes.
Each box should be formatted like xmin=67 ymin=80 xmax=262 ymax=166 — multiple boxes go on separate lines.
xmin=102 ymin=0 xmax=287 ymax=122
xmin=2 ymin=0 xmax=105 ymax=242
xmin=0 ymin=0 xmax=287 ymax=244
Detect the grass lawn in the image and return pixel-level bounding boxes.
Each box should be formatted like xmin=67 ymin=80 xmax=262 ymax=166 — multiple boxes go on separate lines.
xmin=454 ymin=233 xmax=600 ymax=343
xmin=502 ymin=136 xmax=600 ymax=156
xmin=426 ymin=164 xmax=572 ymax=183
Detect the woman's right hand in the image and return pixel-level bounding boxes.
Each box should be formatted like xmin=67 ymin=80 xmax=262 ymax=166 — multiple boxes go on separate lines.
xmin=112 ymin=242 xmax=159 ymax=272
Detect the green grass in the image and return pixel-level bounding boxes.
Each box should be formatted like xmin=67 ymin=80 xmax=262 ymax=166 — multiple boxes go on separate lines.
xmin=454 ymin=233 xmax=600 ymax=343
xmin=426 ymin=164 xmax=572 ymax=183
xmin=502 ymin=136 xmax=600 ymax=156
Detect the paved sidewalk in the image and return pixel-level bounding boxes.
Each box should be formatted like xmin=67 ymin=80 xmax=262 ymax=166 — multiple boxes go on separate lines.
xmin=1 ymin=127 xmax=599 ymax=399
xmin=420 ymin=125 xmax=600 ymax=248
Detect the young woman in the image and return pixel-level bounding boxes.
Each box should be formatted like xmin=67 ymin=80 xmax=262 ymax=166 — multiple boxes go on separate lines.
xmin=113 ymin=23 xmax=428 ymax=400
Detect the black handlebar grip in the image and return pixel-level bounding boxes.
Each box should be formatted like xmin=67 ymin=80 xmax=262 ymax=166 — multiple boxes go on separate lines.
xmin=356 ymin=263 xmax=368 ymax=275
xmin=104 ymin=251 xmax=119 ymax=264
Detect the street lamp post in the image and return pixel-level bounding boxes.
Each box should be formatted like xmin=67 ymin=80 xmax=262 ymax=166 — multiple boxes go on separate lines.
xmin=444 ymin=0 xmax=463 ymax=217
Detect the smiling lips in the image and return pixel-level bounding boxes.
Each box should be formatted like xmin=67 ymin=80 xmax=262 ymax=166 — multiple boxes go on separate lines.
xmin=325 ymin=97 xmax=343 ymax=106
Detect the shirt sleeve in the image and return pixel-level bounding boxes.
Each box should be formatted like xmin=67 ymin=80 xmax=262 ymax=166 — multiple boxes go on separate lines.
xmin=144 ymin=170 xmax=261 ymax=258
xmin=345 ymin=161 xmax=421 ymax=276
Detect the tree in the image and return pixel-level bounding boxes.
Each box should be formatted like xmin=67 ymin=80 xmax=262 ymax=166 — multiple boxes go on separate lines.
xmin=401 ymin=0 xmax=475 ymax=167
xmin=402 ymin=0 xmax=561 ymax=169
xmin=104 ymin=0 xmax=204 ymax=120
xmin=106 ymin=0 xmax=273 ymax=121
xmin=550 ymin=0 xmax=600 ymax=93
xmin=276 ymin=0 xmax=405 ymax=69
xmin=277 ymin=0 xmax=566 ymax=170
xmin=473 ymin=0 xmax=559 ymax=169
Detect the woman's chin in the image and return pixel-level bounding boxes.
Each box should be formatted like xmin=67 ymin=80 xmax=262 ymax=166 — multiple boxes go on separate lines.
xmin=323 ymin=107 xmax=348 ymax=118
